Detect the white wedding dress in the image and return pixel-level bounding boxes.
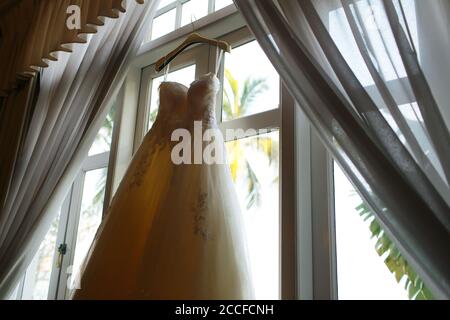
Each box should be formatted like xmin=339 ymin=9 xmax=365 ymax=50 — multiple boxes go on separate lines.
xmin=72 ymin=73 xmax=253 ymax=300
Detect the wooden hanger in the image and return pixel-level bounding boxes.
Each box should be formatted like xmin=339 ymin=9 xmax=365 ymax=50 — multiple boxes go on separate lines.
xmin=155 ymin=33 xmax=231 ymax=72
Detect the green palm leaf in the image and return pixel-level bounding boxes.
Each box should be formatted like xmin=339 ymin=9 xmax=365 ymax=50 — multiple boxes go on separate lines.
xmin=223 ymin=69 xmax=278 ymax=209
xmin=240 ymin=78 xmax=268 ymax=114
xmin=356 ymin=202 xmax=433 ymax=300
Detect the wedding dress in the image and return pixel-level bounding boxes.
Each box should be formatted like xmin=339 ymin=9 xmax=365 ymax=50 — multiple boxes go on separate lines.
xmin=72 ymin=72 xmax=253 ymax=300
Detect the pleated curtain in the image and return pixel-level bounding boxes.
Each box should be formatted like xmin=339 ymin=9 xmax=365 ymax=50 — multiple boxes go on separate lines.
xmin=234 ymin=0 xmax=450 ymax=299
xmin=0 ymin=0 xmax=147 ymax=97
xmin=0 ymin=0 xmax=159 ymax=297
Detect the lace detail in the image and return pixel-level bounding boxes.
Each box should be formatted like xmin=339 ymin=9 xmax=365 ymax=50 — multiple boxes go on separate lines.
xmin=128 ymin=131 xmax=168 ymax=189
xmin=192 ymin=192 xmax=210 ymax=241
xmin=128 ymin=82 xmax=188 ymax=189
xmin=128 ymin=74 xmax=220 ymax=189
xmin=187 ymin=73 xmax=220 ymax=127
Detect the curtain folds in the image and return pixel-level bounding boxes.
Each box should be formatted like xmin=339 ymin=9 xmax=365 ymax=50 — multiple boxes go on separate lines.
xmin=0 ymin=0 xmax=145 ymax=97
xmin=0 ymin=0 xmax=159 ymax=297
xmin=0 ymin=77 xmax=40 ymax=226
xmin=234 ymin=0 xmax=450 ymax=298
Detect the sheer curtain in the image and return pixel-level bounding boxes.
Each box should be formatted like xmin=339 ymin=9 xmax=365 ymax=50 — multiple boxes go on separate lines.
xmin=234 ymin=0 xmax=449 ymax=298
xmin=0 ymin=0 xmax=160 ymax=297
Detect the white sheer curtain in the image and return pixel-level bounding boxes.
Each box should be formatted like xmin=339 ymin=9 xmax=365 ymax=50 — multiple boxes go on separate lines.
xmin=0 ymin=0 xmax=160 ymax=298
xmin=234 ymin=0 xmax=450 ymax=298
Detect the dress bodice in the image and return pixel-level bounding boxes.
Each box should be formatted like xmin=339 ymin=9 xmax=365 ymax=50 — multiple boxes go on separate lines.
xmin=151 ymin=73 xmax=219 ymax=134
xmin=154 ymin=81 xmax=188 ymax=125
xmin=187 ymin=73 xmax=220 ymax=126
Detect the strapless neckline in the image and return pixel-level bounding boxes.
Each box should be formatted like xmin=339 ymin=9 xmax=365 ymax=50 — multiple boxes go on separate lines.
xmin=155 ymin=72 xmax=220 ymax=128
xmin=161 ymin=72 xmax=219 ymax=92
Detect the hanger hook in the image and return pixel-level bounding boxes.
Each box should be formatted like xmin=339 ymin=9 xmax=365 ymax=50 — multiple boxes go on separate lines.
xmin=163 ymin=55 xmax=170 ymax=81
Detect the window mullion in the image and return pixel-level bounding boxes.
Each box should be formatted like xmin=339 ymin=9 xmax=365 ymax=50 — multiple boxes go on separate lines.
xmin=175 ymin=1 xmax=183 ymax=29
xmin=280 ymin=83 xmax=296 ymax=299
xmin=293 ymin=102 xmax=337 ymax=300
xmin=219 ymin=109 xmax=280 ymax=141
xmin=82 ymin=152 xmax=110 ymax=172
xmin=310 ymin=130 xmax=337 ymax=299
xmin=209 ymin=0 xmax=215 ymax=13
xmin=47 ymin=192 xmax=72 ymax=300
xmin=55 ymin=173 xmax=86 ymax=300
xmin=155 ymin=2 xmax=179 ymax=17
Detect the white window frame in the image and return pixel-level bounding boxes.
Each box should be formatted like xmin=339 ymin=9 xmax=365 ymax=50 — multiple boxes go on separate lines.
xmin=12 ymin=148 xmax=112 ymax=300
xmin=54 ymin=151 xmax=110 ymax=300
xmin=146 ymin=0 xmax=232 ymax=43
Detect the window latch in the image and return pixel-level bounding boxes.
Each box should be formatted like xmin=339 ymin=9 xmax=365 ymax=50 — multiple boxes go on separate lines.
xmin=56 ymin=243 xmax=67 ymax=269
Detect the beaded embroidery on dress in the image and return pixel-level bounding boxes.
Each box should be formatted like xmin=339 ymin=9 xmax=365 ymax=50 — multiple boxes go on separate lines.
xmin=72 ymin=72 xmax=253 ymax=300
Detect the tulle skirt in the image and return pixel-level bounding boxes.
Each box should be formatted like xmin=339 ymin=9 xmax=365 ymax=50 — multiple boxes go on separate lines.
xmin=72 ymin=126 xmax=253 ymax=299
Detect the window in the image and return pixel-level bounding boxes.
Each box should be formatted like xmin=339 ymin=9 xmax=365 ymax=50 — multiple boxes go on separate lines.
xmin=334 ymin=163 xmax=408 ymax=300
xmin=215 ymin=0 xmax=233 ymax=11
xmin=327 ymin=1 xmax=429 ymax=299
xmin=180 ymin=0 xmax=209 ymax=27
xmin=15 ymin=213 xmax=60 ymax=300
xmin=61 ymin=107 xmax=115 ymax=299
xmin=220 ymin=39 xmax=281 ymax=299
xmin=12 ymin=106 xmax=116 ymax=300
xmin=16 ymin=7 xmax=287 ymax=300
xmin=19 ymin=4 xmax=419 ymax=301
xmin=138 ymin=25 xmax=283 ymax=298
xmin=226 ymin=132 xmax=280 ymax=299
xmin=151 ymin=8 xmax=176 ymax=40
xmin=328 ymin=0 xmax=418 ymax=87
xmin=148 ymin=0 xmax=235 ymax=41
xmin=69 ymin=167 xmax=107 ymax=291
xmin=222 ymin=41 xmax=279 ymax=121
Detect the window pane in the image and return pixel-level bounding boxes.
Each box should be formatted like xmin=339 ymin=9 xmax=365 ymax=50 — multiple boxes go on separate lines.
xmin=328 ymin=0 xmax=418 ymax=87
xmin=158 ymin=0 xmax=175 ymax=10
xmin=148 ymin=64 xmax=196 ymax=130
xmin=70 ymin=168 xmax=107 ymax=290
xmin=181 ymin=0 xmax=209 ymax=27
xmin=215 ymin=0 xmax=234 ymax=10
xmin=334 ymin=163 xmax=408 ymax=299
xmin=225 ymin=131 xmax=280 ymax=299
xmin=222 ymin=41 xmax=280 ymax=121
xmin=21 ymin=212 xmax=61 ymax=300
xmin=88 ymin=104 xmax=116 ymax=156
xmin=151 ymin=9 xmax=176 ymax=40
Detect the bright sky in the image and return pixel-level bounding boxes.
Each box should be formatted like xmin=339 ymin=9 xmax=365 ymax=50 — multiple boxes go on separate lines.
xmin=334 ymin=163 xmax=408 ymax=300
xmin=223 ymin=41 xmax=280 ymax=119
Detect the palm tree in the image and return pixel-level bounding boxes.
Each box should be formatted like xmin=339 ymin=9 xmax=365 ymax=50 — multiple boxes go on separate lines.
xmin=223 ymin=69 xmax=279 ymax=209
xmin=148 ymin=108 xmax=158 ymax=127
xmin=356 ymin=201 xmax=433 ymax=299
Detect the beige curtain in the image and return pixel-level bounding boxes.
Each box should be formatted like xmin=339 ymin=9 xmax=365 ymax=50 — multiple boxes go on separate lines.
xmin=0 ymin=78 xmax=39 ymax=218
xmin=0 ymin=1 xmax=147 ymax=209
xmin=0 ymin=0 xmax=145 ymax=97
xmin=0 ymin=0 xmax=159 ymax=297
